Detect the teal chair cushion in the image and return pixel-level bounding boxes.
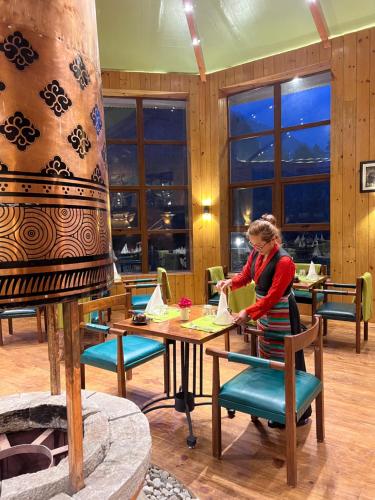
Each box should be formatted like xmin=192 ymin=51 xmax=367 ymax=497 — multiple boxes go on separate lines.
xmin=80 ymin=335 xmax=165 ymax=372
xmin=208 ymin=293 xmax=220 ymax=306
xmin=131 ymin=294 xmax=151 ymax=308
xmin=84 ymin=323 xmax=110 ymax=334
xmin=294 ymin=289 xmax=324 ymax=304
xmin=316 ymin=302 xmax=356 ymax=321
xmin=0 ymin=308 xmax=37 ymax=318
xmin=219 ymin=367 xmax=321 ymax=424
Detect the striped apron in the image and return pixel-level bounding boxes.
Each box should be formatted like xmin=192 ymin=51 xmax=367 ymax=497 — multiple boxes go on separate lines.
xmin=256 ymin=292 xmax=292 ymax=361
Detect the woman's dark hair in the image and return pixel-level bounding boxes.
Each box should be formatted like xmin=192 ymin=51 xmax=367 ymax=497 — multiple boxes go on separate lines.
xmin=247 ymin=213 xmax=280 ymax=243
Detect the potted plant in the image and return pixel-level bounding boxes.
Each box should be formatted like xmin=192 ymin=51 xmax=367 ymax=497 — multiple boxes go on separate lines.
xmin=178 ymin=296 xmax=192 ymax=321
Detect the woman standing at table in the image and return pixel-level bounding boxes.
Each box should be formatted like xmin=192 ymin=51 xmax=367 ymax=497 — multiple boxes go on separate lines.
xmin=217 ymin=214 xmax=311 ymax=427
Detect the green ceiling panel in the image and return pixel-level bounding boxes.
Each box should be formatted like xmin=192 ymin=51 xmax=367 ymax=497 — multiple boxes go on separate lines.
xmin=96 ymin=0 xmax=197 ymax=73
xmin=321 ymin=0 xmax=375 ymax=36
xmin=194 ymin=0 xmax=318 ymax=72
xmin=95 ymin=0 xmax=375 ymax=75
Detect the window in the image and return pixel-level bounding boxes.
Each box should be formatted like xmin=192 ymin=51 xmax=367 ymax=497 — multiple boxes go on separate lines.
xmin=104 ymin=98 xmax=190 ymax=273
xmin=228 ymin=72 xmax=331 ymax=270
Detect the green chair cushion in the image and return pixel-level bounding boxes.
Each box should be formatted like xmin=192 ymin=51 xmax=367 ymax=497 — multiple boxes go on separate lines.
xmin=131 ymin=294 xmax=151 ymax=308
xmin=208 ymin=293 xmax=220 ymax=306
xmin=316 ymin=302 xmax=356 ymax=321
xmin=294 ymin=289 xmax=324 ymax=304
xmin=0 ymin=308 xmax=37 ymax=318
xmin=81 ymin=335 xmax=165 ymax=372
xmin=219 ymin=367 xmax=321 ymax=424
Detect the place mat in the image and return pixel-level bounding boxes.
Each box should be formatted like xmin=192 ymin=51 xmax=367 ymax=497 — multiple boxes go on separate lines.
xmin=298 ymin=276 xmax=319 ymax=284
xmin=146 ymin=307 xmax=180 ymax=323
xmin=181 ymin=315 xmax=233 ymax=333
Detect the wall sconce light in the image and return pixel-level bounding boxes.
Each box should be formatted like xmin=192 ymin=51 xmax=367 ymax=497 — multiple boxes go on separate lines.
xmin=202 ymin=205 xmax=211 ymax=221
xmin=161 ymin=211 xmax=175 ymax=227
xmin=242 ymin=208 xmax=251 ymax=226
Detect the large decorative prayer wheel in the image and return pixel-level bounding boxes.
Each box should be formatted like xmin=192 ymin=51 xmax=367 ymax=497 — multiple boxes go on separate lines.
xmin=0 ymin=0 xmax=113 ymax=307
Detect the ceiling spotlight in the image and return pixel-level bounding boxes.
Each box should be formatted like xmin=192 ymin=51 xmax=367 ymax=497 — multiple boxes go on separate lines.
xmin=192 ymin=37 xmax=200 ymax=46
xmin=308 ymin=0 xmax=316 ymax=3
xmin=184 ymin=3 xmax=193 ymax=12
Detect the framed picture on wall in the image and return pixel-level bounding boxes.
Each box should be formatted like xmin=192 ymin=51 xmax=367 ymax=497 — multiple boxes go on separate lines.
xmin=360 ymin=161 xmax=375 ymax=192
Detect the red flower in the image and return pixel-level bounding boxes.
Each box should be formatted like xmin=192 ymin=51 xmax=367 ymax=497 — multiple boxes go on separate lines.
xmin=178 ymin=296 xmax=192 ymax=308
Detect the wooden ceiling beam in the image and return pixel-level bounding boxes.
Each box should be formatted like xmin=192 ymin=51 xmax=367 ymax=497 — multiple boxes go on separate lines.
xmin=308 ymin=0 xmax=330 ymax=48
xmin=182 ymin=1 xmax=206 ymax=82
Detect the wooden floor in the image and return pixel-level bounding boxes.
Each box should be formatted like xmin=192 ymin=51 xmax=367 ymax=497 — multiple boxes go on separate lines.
xmin=1 ymin=313 xmax=375 ymax=499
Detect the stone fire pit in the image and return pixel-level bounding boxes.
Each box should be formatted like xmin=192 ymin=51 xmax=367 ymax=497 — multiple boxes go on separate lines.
xmin=0 ymin=392 xmax=151 ymax=499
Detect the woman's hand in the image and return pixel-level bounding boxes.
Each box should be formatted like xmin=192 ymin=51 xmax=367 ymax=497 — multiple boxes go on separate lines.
xmin=216 ymin=278 xmax=232 ymax=292
xmin=233 ymin=309 xmax=250 ymax=325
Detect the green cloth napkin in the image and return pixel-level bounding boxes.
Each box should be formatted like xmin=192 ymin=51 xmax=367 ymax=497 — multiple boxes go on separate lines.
xmin=157 ymin=267 xmax=172 ymax=300
xmin=146 ymin=307 xmax=180 ymax=323
xmin=362 ymin=272 xmax=373 ymax=321
xmin=181 ymin=315 xmax=233 ymax=333
xmin=208 ymin=266 xmax=225 ymax=295
xmin=228 ymin=282 xmax=256 ymax=313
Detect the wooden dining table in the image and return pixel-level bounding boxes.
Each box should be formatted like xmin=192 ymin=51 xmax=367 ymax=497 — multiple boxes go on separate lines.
xmin=112 ymin=305 xmax=236 ymax=448
xmin=293 ymin=275 xmax=329 ymax=321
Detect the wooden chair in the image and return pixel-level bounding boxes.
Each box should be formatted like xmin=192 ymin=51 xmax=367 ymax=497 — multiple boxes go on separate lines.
xmin=205 ymin=266 xmax=228 ymax=305
xmin=79 ymin=293 xmax=167 ymax=397
xmin=0 ymin=307 xmax=44 ymax=345
xmin=122 ymin=267 xmax=171 ymax=311
xmin=312 ymin=272 xmax=372 ymax=354
xmin=206 ymin=316 xmax=324 ymax=487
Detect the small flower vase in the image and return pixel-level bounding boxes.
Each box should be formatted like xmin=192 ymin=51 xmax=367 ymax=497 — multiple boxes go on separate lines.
xmin=180 ymin=308 xmax=190 ymax=321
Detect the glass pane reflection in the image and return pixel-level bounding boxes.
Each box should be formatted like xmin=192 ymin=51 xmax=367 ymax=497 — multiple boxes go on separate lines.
xmin=281 ymin=72 xmax=331 ymax=128
xmin=113 ymin=234 xmax=142 ymax=274
xmin=148 ymin=233 xmax=190 ymax=271
xmin=110 ymin=192 xmax=138 ymax=229
xmin=281 ymin=125 xmax=330 ymax=177
xmin=284 ymin=181 xmax=330 ymax=224
xmin=104 ymin=98 xmax=136 ymax=139
xmin=232 ymin=186 xmax=273 ymax=226
xmin=282 ymin=231 xmax=330 ymax=272
xmin=145 ymin=144 xmax=187 ymax=185
xmin=143 ymin=99 xmax=186 ymax=140
xmin=146 ymin=190 xmax=188 ymax=229
xmin=230 ymin=135 xmax=274 ymax=182
xmin=230 ymin=232 xmax=251 ymax=272
xmin=107 ymin=144 xmax=138 ymax=185
xmin=229 ymin=86 xmax=274 ymax=136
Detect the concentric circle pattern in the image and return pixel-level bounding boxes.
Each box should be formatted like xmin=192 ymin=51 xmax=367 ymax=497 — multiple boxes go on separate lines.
xmin=16 ymin=209 xmax=57 ymax=258
xmin=0 ymin=206 xmax=25 ymax=236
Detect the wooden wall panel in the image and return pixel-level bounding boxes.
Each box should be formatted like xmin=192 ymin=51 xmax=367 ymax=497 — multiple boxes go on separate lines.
xmin=104 ymin=25 xmax=375 ymax=317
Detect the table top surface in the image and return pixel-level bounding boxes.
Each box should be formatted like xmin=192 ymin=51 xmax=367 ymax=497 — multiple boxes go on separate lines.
xmin=293 ymin=275 xmax=328 ymax=290
xmin=113 ymin=305 xmax=236 ymax=345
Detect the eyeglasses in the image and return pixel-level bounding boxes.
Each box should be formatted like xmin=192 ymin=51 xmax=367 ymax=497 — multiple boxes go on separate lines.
xmin=249 ymin=240 xmax=269 ymax=251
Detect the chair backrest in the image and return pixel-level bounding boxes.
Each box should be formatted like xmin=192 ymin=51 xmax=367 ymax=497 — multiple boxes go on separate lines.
xmin=284 ymin=316 xmax=322 ymax=415
xmin=157 ymin=267 xmax=171 ymax=301
xmin=206 ymin=266 xmax=228 ymax=299
xmin=78 ymin=293 xmax=130 ymax=322
xmin=361 ymin=272 xmax=373 ymax=321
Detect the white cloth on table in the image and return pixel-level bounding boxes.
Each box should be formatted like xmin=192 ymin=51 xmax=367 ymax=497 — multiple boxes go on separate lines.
xmin=145 ymin=284 xmax=165 ymax=314
xmin=214 ymin=292 xmax=234 ymax=326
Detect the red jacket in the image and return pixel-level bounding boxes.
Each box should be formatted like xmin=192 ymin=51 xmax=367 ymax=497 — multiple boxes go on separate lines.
xmin=231 ymin=244 xmax=295 ymax=320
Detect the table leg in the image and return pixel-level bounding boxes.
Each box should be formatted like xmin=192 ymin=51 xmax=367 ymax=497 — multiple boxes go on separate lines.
xmin=182 ymin=341 xmax=196 ymax=448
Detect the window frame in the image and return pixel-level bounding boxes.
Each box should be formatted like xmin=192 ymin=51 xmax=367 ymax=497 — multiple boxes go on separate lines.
xmin=105 ymin=96 xmax=192 ymax=274
xmin=228 ymin=71 xmax=331 ymax=246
